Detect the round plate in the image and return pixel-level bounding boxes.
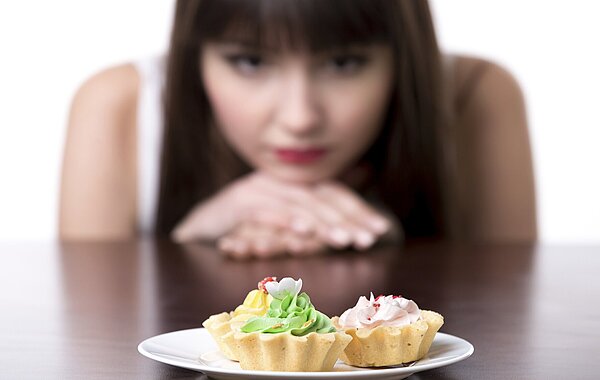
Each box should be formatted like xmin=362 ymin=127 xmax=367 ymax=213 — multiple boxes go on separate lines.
xmin=138 ymin=328 xmax=474 ymax=380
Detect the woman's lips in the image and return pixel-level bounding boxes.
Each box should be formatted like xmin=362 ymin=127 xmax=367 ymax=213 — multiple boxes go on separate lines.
xmin=274 ymin=148 xmax=327 ymax=164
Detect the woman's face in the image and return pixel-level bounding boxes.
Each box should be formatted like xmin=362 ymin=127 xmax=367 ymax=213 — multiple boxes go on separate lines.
xmin=201 ymin=42 xmax=394 ymax=184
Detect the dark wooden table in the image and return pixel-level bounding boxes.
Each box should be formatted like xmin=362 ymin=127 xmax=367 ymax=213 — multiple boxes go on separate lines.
xmin=1 ymin=240 xmax=599 ymax=379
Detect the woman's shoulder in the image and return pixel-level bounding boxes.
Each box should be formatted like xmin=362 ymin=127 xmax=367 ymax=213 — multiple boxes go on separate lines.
xmin=447 ymin=54 xmax=525 ymax=117
xmin=442 ymin=54 xmax=536 ymax=242
xmin=61 ymin=63 xmax=142 ymax=240
xmin=67 ymin=62 xmax=142 ymax=160
xmin=71 ymin=63 xmax=140 ymax=121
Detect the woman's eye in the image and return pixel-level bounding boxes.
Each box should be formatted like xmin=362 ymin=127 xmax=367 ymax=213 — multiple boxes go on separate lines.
xmin=225 ymin=53 xmax=265 ymax=74
xmin=327 ymin=54 xmax=368 ymax=74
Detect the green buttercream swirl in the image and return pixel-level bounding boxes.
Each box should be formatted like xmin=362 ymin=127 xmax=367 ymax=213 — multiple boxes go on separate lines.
xmin=240 ymin=292 xmax=335 ymax=336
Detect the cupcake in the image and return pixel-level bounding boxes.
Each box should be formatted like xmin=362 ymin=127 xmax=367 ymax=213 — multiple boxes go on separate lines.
xmin=202 ymin=277 xmax=275 ymax=360
xmin=221 ymin=277 xmax=352 ymax=371
xmin=332 ymin=293 xmax=444 ymax=367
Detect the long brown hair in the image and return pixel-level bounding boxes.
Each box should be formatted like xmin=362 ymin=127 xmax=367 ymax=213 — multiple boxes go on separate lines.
xmin=157 ymin=0 xmax=446 ymax=239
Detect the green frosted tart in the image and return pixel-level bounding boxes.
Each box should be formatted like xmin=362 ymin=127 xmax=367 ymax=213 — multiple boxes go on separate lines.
xmin=222 ymin=277 xmax=351 ymax=371
xmin=241 ymin=288 xmax=335 ymax=336
xmin=202 ymin=277 xmax=275 ymax=361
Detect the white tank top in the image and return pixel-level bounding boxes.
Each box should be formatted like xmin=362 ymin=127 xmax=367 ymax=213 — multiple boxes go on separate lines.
xmin=133 ymin=56 xmax=165 ymax=234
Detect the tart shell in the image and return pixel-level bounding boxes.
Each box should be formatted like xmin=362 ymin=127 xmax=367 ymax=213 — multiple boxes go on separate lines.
xmin=332 ymin=310 xmax=444 ymax=367
xmin=222 ymin=330 xmax=352 ymax=371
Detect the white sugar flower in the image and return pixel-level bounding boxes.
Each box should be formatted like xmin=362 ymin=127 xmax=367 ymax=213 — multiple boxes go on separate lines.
xmin=265 ymin=277 xmax=303 ymax=299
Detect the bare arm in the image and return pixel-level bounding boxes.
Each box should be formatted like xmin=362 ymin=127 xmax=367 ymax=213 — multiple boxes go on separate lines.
xmin=453 ymin=57 xmax=537 ymax=242
xmin=59 ymin=64 xmax=139 ymax=240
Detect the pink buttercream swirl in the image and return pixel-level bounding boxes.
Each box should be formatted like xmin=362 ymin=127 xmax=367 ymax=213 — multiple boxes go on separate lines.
xmin=338 ymin=293 xmax=421 ymax=328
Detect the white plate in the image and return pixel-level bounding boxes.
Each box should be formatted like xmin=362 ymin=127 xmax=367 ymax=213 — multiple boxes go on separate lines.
xmin=138 ymin=328 xmax=474 ymax=380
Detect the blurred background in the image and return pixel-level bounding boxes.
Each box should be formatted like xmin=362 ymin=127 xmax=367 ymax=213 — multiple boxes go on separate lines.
xmin=0 ymin=0 xmax=598 ymax=242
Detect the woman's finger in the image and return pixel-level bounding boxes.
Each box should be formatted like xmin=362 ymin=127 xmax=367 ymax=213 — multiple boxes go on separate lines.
xmin=218 ymin=236 xmax=252 ymax=259
xmin=238 ymin=222 xmax=289 ymax=258
xmin=313 ymin=182 xmax=392 ymax=249
xmin=315 ymin=182 xmax=390 ymax=234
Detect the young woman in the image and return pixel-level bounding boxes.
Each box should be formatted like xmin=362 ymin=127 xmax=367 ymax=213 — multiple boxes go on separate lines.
xmin=59 ymin=0 xmax=537 ymax=258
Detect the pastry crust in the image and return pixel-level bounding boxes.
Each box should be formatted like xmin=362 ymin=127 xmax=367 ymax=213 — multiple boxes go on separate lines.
xmin=202 ymin=312 xmax=238 ymax=360
xmin=333 ymin=310 xmax=444 ymax=367
xmin=222 ymin=330 xmax=352 ymax=371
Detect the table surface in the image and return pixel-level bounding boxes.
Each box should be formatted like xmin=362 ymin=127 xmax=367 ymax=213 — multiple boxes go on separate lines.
xmin=1 ymin=240 xmax=599 ymax=379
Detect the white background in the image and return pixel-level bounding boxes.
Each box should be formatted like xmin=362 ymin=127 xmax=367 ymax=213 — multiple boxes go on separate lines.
xmin=0 ymin=1 xmax=598 ymax=242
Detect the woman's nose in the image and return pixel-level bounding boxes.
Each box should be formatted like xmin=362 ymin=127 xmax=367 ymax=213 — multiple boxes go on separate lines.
xmin=275 ymin=70 xmax=322 ymax=135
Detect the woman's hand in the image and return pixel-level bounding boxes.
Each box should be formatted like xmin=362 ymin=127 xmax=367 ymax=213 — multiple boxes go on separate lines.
xmin=216 ymin=221 xmax=326 ymax=259
xmin=172 ymin=172 xmax=393 ymax=250
xmin=171 ymin=172 xmax=293 ymax=243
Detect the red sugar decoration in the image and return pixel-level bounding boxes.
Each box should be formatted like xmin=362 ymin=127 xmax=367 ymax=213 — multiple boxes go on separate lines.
xmin=258 ymin=276 xmax=277 ymax=293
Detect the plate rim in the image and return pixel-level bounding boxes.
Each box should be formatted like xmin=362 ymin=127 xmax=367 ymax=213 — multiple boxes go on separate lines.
xmin=138 ymin=327 xmax=474 ymax=378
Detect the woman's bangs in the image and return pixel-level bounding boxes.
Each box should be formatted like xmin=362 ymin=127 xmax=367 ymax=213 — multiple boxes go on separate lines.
xmin=197 ymin=0 xmax=394 ymax=51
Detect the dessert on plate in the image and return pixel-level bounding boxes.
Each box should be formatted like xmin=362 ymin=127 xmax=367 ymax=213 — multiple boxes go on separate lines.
xmin=202 ymin=277 xmax=274 ymax=360
xmin=332 ymin=293 xmax=444 ymax=367
xmin=219 ymin=277 xmax=352 ymax=371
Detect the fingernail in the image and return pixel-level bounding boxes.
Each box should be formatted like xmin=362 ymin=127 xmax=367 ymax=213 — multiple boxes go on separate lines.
xmin=370 ymin=218 xmax=389 ymax=234
xmin=254 ymin=239 xmax=270 ymax=251
xmin=218 ymin=238 xmax=233 ymax=250
xmin=288 ymin=241 xmax=304 ymax=254
xmin=355 ymin=231 xmax=375 ymax=249
xmin=254 ymin=241 xmax=274 ymax=256
xmin=290 ymin=218 xmax=312 ymax=234
xmin=232 ymin=241 xmax=248 ymax=255
xmin=329 ymin=228 xmax=351 ymax=246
